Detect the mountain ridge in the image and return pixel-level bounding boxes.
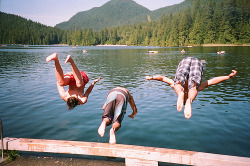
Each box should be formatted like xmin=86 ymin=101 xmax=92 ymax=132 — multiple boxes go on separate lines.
xmin=56 ymin=0 xmax=227 ymax=30
xmin=56 ymin=0 xmax=198 ymax=30
xmin=1 ymin=0 xmax=248 ymax=46
xmin=56 ymin=0 xmax=151 ymax=30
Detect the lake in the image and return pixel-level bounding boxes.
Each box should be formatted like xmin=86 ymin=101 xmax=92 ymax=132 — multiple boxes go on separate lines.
xmin=0 ymin=45 xmax=249 ymax=158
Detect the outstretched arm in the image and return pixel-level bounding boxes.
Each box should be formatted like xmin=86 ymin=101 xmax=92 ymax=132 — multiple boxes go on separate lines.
xmin=198 ymin=70 xmax=237 ymax=91
xmin=127 ymin=92 xmax=137 ymax=119
xmin=146 ymin=75 xmax=174 ymax=88
xmin=78 ymin=77 xmax=101 ymax=104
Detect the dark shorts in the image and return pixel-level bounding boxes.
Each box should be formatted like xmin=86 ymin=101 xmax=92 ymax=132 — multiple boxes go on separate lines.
xmin=174 ymin=57 xmax=203 ymax=89
xmin=64 ymin=71 xmax=89 ymax=86
xmin=102 ymin=89 xmax=129 ymax=125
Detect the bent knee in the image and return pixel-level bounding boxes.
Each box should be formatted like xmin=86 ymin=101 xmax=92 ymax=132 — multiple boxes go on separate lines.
xmin=103 ymin=118 xmax=111 ymax=126
xmin=112 ymin=122 xmax=121 ymax=131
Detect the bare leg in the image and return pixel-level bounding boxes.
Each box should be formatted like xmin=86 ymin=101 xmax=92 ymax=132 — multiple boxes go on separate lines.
xmin=184 ymin=99 xmax=192 ymax=119
xmin=184 ymin=86 xmax=198 ymax=119
xmin=174 ymin=84 xmax=184 ymax=112
xmin=65 ymin=55 xmax=83 ymax=87
xmin=98 ymin=118 xmax=110 ymax=137
xmin=109 ymin=122 xmax=121 ymax=144
xmin=46 ymin=53 xmax=65 ymax=85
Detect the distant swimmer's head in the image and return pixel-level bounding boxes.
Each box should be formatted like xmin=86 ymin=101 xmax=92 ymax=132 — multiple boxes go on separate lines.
xmin=67 ymin=96 xmax=79 ymax=110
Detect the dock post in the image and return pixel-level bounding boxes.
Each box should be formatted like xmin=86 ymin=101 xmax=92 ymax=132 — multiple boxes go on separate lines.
xmin=125 ymin=158 xmax=158 ymax=166
xmin=0 ymin=119 xmax=3 ymax=160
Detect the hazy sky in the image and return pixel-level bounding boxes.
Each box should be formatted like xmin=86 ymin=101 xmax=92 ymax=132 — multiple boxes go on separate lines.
xmin=1 ymin=0 xmax=184 ymax=27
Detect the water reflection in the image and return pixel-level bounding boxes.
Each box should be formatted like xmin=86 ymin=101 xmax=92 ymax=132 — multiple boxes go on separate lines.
xmin=0 ymin=45 xmax=249 ymax=157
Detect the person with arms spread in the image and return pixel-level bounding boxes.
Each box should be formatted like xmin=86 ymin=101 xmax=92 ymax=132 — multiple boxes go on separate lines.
xmin=146 ymin=57 xmax=237 ymax=119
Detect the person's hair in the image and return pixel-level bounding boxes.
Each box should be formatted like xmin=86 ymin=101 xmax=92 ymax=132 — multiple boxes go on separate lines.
xmin=66 ymin=96 xmax=79 ymax=110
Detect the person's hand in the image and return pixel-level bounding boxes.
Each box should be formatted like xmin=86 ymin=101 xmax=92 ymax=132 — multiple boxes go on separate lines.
xmin=145 ymin=76 xmax=153 ymax=80
xmin=92 ymin=77 xmax=101 ymax=85
xmin=229 ymin=70 xmax=237 ymax=78
xmin=128 ymin=113 xmax=136 ymax=119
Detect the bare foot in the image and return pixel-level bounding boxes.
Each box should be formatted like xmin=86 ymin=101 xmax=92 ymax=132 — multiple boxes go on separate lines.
xmin=177 ymin=91 xmax=184 ymax=112
xmin=65 ymin=55 xmax=72 ymax=64
xmin=98 ymin=121 xmax=106 ymax=137
xmin=109 ymin=128 xmax=116 ymax=144
xmin=184 ymin=99 xmax=192 ymax=119
xmin=46 ymin=53 xmax=57 ymax=62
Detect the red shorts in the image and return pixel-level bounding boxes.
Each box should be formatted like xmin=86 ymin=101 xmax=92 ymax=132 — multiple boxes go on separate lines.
xmin=64 ymin=71 xmax=89 ymax=86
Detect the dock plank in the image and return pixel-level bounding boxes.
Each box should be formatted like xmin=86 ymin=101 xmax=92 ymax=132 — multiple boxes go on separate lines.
xmin=1 ymin=137 xmax=250 ymax=166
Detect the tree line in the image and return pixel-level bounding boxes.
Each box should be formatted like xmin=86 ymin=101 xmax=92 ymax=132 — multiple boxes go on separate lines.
xmin=0 ymin=0 xmax=249 ymax=46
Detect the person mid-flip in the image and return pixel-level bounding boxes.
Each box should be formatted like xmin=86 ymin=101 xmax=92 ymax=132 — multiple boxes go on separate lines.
xmin=46 ymin=53 xmax=101 ymax=110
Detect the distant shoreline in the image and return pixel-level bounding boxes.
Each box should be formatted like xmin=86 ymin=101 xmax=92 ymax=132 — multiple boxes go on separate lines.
xmin=1 ymin=44 xmax=249 ymax=47
xmin=202 ymin=44 xmax=250 ymax=47
xmin=96 ymin=44 xmax=128 ymax=47
xmin=58 ymin=44 xmax=250 ymax=47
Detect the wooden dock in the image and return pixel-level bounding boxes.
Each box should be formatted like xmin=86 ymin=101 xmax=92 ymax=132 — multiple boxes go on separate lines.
xmin=1 ymin=137 xmax=250 ymax=166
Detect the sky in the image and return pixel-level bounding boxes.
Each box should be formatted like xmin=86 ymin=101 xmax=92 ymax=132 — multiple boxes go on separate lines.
xmin=1 ymin=0 xmax=184 ymax=27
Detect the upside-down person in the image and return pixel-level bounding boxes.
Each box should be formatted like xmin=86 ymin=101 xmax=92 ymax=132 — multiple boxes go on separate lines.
xmin=146 ymin=57 xmax=237 ymax=119
xmin=98 ymin=87 xmax=137 ymax=144
xmin=46 ymin=53 xmax=101 ymax=110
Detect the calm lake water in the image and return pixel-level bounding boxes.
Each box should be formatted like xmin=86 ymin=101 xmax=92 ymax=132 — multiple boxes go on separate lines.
xmin=0 ymin=45 xmax=249 ymax=158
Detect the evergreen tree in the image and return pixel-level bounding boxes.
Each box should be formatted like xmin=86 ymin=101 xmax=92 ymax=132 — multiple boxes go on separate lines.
xmin=1 ymin=0 xmax=249 ymax=46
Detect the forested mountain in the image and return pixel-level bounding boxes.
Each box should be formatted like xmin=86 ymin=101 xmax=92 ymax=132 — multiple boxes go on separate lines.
xmin=150 ymin=0 xmax=225 ymax=20
xmin=55 ymin=0 xmax=225 ymax=31
xmin=61 ymin=0 xmax=250 ymax=46
xmin=1 ymin=0 xmax=249 ymax=46
xmin=0 ymin=12 xmax=65 ymax=45
xmin=56 ymin=0 xmax=151 ymax=30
